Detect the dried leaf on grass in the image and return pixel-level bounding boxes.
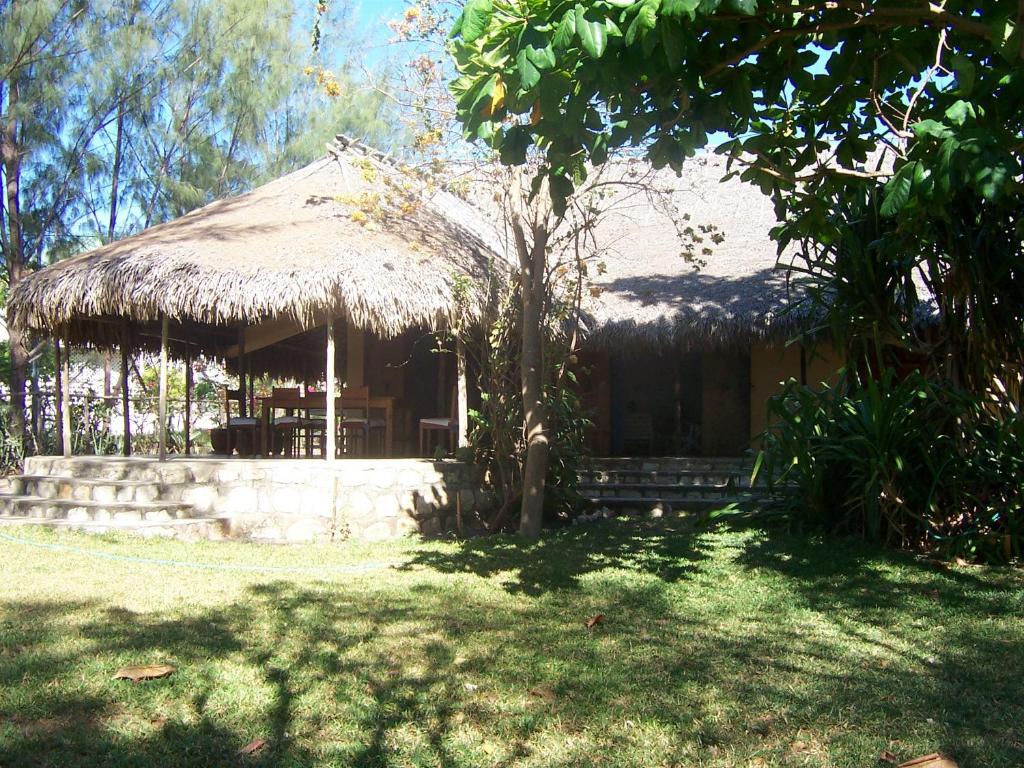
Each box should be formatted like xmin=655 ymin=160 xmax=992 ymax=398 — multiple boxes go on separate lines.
xmin=112 ymin=664 xmax=176 ymax=683
xmin=881 ymin=750 xmax=900 ymax=763
xmin=898 ymin=753 xmax=958 ymax=768
xmin=237 ymin=738 xmax=268 ymax=756
xmin=528 ymin=685 xmax=557 ymax=702
xmin=585 ymin=613 xmax=604 ymax=630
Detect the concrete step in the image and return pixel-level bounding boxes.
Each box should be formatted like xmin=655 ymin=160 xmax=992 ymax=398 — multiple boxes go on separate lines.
xmin=0 ymin=494 xmax=195 ymax=523
xmin=0 ymin=514 xmax=228 ymax=541
xmin=11 ymin=475 xmax=164 ymax=503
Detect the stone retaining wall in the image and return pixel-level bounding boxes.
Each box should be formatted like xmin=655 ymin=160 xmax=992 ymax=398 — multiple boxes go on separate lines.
xmin=24 ymin=456 xmax=492 ymax=543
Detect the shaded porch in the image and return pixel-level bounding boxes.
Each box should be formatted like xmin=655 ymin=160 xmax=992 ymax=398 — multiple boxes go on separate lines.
xmin=44 ymin=313 xmax=470 ymax=462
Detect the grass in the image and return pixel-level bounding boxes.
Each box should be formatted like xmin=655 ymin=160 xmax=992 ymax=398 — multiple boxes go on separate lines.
xmin=0 ymin=516 xmax=1021 ymax=768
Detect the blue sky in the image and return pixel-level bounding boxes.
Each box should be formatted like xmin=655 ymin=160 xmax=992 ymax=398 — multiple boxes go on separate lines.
xmin=354 ymin=0 xmax=408 ymax=31
xmin=352 ymin=0 xmax=409 ymax=47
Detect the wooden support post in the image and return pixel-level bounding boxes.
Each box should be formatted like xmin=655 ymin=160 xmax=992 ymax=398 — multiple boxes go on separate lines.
xmin=60 ymin=332 xmax=72 ymax=457
xmin=248 ymin=365 xmax=255 ymax=419
xmin=436 ymin=347 xmax=447 ymax=416
xmin=54 ymin=337 xmax=65 ymax=455
xmin=158 ymin=314 xmax=169 ymax=461
xmin=84 ymin=392 xmax=93 ymax=454
xmin=345 ymin=322 xmax=364 ymax=387
xmin=456 ymin=338 xmax=469 ymax=449
xmin=121 ymin=320 xmax=132 ymax=456
xmin=184 ymin=345 xmax=193 ymax=456
xmin=325 ymin=315 xmax=337 ymax=461
xmin=237 ymin=325 xmax=247 ymax=418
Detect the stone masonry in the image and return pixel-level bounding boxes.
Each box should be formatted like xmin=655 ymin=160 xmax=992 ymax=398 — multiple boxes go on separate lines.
xmin=19 ymin=456 xmax=493 ymax=543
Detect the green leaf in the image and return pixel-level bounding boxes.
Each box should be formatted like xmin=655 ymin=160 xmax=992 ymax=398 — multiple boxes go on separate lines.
xmin=591 ymin=132 xmax=609 ymax=165
xmin=548 ymin=173 xmax=574 ymax=215
xmin=517 ymin=48 xmax=541 ymax=90
xmin=660 ymin=19 xmax=684 ymax=69
xmin=553 ymin=9 xmax=576 ymax=49
xmin=576 ymin=7 xmax=608 ymax=58
xmin=663 ymin=0 xmax=700 ymax=18
xmin=944 ymin=100 xmax=976 ymax=127
xmin=460 ymin=0 xmax=493 ymax=43
xmin=912 ymin=119 xmax=953 ymax=140
xmin=525 ymin=42 xmax=557 ymax=70
xmin=727 ymin=0 xmax=757 ymax=14
xmin=881 ymin=163 xmax=915 ymax=217
xmin=625 ymin=0 xmax=658 ymax=46
xmin=463 ymin=73 xmax=499 ymax=114
xmin=950 ymin=53 xmax=976 ymax=96
xmin=500 ymin=125 xmax=532 ymax=165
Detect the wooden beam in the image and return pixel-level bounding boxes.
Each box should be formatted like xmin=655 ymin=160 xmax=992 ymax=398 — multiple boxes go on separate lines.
xmin=237 ymin=325 xmax=247 ymax=418
xmin=121 ymin=320 xmax=132 ymax=456
xmin=456 ymin=338 xmax=469 ymax=449
xmin=60 ymin=332 xmax=72 ymax=457
xmin=158 ymin=314 xmax=169 ymax=461
xmin=325 ymin=315 xmax=337 ymax=461
xmin=226 ymin=316 xmax=309 ymax=357
xmin=59 ymin=331 xmax=72 ymax=456
xmin=54 ymin=337 xmax=65 ymax=456
xmin=184 ymin=345 xmax=193 ymax=456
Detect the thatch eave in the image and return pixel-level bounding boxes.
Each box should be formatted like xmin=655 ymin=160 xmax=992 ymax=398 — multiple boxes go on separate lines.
xmin=9 ymin=138 xmax=506 ymax=346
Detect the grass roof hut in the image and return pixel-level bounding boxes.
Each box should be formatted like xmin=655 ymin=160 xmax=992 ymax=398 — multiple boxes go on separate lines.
xmin=578 ymin=154 xmax=798 ymax=352
xmin=9 ymin=136 xmax=505 ymax=458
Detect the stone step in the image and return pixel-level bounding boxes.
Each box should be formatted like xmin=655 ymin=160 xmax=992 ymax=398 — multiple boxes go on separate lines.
xmin=11 ymin=475 xmax=164 ymax=503
xmin=0 ymin=494 xmax=195 ymax=523
xmin=584 ymin=457 xmax=754 ymax=473
xmin=23 ymin=456 xmax=193 ymax=484
xmin=579 ymin=471 xmax=760 ymax=487
xmin=579 ymin=482 xmax=759 ymax=500
xmin=584 ymin=495 xmax=757 ymax=512
xmin=0 ymin=514 xmax=228 ymax=541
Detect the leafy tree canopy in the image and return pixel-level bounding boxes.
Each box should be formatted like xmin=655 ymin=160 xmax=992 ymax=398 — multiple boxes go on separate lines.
xmin=449 ymin=1 xmax=1024 ymax=391
xmin=448 ymin=1 xmax=1023 ymax=222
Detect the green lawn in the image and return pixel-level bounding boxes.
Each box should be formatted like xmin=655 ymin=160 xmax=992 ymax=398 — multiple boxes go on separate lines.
xmin=0 ymin=517 xmax=1021 ymax=768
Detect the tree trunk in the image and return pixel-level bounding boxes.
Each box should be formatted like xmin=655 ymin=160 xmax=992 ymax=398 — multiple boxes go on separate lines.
xmin=2 ymin=75 xmax=27 ymax=455
xmin=513 ymin=216 xmax=549 ymax=538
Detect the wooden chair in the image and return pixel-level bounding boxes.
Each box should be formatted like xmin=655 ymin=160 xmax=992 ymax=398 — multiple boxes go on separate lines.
xmin=224 ymin=388 xmax=258 ymax=456
xmin=339 ymin=386 xmax=384 ymax=457
xmin=270 ymin=386 xmax=301 ymax=457
xmin=419 ymin=389 xmax=458 ymax=456
xmin=299 ymin=393 xmax=327 ymax=458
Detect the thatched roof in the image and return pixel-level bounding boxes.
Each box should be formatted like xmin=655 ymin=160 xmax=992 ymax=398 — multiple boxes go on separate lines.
xmin=10 ymin=136 xmax=504 ymax=353
xmin=578 ymin=155 xmax=797 ymax=349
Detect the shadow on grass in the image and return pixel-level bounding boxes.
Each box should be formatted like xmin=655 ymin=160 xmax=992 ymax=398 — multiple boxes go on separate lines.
xmin=0 ymin=520 xmax=1021 ymax=767
xmin=400 ymin=516 xmax=714 ymax=595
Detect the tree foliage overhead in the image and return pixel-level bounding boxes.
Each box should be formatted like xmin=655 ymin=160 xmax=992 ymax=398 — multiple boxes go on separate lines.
xmin=449 ymin=1 xmax=1021 ymax=205
xmin=449 ymin=1 xmax=1024 ymax=380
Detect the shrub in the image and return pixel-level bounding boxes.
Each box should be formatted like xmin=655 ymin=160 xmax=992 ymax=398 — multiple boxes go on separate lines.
xmin=758 ymin=369 xmax=1022 ymax=563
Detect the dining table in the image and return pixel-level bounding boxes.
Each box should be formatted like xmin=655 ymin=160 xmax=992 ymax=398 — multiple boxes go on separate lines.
xmin=259 ymin=391 xmax=395 ymax=457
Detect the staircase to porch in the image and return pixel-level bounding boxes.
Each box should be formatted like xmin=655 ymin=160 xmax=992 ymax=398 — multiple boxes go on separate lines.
xmin=0 ymin=458 xmax=227 ymax=540
xmin=579 ymin=456 xmax=766 ymax=515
